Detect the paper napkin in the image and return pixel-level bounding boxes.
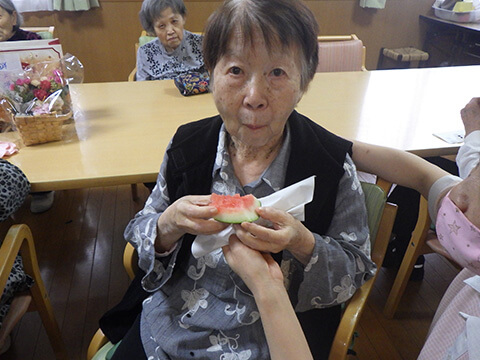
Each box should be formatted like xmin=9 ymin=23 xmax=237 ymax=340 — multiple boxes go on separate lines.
xmin=0 ymin=141 xmax=18 ymax=158
xmin=433 ymin=129 xmax=465 ymax=144
xmin=191 ymin=175 xmax=315 ymax=258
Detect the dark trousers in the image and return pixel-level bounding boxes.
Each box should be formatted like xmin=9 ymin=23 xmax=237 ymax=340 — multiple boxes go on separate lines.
xmin=385 ymin=156 xmax=458 ymax=265
xmin=110 ymin=314 xmax=147 ymax=360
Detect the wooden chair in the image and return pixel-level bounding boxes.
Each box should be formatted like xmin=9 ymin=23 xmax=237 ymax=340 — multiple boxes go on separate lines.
xmin=128 ymin=31 xmax=155 ymax=82
xmin=383 ymin=196 xmax=461 ymax=319
xmin=0 ymin=224 xmax=67 ymax=359
xmin=317 ymin=34 xmax=367 ymax=72
xmin=88 ymin=180 xmax=397 ymax=360
xmin=23 ymin=26 xmax=55 ymax=39
xmin=86 ymin=242 xmax=138 ymax=360
xmin=329 ymin=181 xmax=397 ymax=360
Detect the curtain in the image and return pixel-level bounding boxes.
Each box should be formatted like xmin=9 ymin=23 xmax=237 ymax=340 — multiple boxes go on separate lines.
xmin=13 ymin=0 xmax=100 ymax=12
xmin=52 ymin=0 xmax=100 ymax=11
xmin=359 ymin=0 xmax=386 ymax=9
xmin=12 ymin=0 xmax=52 ymax=12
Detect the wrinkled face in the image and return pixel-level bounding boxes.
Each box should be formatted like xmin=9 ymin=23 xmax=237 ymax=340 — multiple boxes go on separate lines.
xmin=448 ymin=163 xmax=480 ymax=229
xmin=0 ymin=7 xmax=16 ymax=42
xmin=211 ymin=30 xmax=304 ymax=150
xmin=153 ymin=7 xmax=185 ymax=53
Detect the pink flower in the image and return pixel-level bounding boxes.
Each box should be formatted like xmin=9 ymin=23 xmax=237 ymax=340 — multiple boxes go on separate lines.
xmin=33 ymin=89 xmax=48 ymax=101
xmin=9 ymin=84 xmax=15 ymax=91
xmin=16 ymin=78 xmax=24 ymax=86
xmin=32 ymin=102 xmax=50 ymax=116
xmin=23 ymin=78 xmax=31 ymax=85
xmin=40 ymin=80 xmax=51 ymax=91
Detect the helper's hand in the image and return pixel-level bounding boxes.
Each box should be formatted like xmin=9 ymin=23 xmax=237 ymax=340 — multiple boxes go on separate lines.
xmin=234 ymin=206 xmax=315 ymax=265
xmin=222 ymin=235 xmax=284 ymax=297
xmin=460 ymin=97 xmax=480 ymax=136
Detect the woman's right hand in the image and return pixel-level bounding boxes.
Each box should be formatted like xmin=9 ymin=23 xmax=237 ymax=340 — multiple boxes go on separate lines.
xmin=155 ymin=195 xmax=228 ymax=252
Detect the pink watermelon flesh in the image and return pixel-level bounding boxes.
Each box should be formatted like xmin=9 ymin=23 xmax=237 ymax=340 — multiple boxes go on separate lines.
xmin=211 ymin=193 xmax=261 ymax=223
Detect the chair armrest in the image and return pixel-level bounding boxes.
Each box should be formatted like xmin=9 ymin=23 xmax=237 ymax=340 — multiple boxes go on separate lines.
xmin=87 ymin=328 xmax=109 ymax=360
xmin=328 ymin=277 xmax=375 ymax=360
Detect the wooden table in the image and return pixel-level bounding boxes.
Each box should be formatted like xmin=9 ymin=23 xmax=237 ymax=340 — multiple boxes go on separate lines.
xmin=1 ymin=65 xmax=477 ymax=192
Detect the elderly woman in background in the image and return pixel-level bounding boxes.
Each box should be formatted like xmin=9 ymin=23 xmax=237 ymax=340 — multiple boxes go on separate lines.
xmin=109 ymin=1 xmax=375 ymax=359
xmin=0 ymin=159 xmax=32 ymax=355
xmin=136 ymin=0 xmax=204 ymax=81
xmin=0 ymin=0 xmax=41 ymax=42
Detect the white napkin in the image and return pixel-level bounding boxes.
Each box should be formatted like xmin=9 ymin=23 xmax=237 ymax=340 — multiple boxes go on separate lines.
xmin=0 ymin=141 xmax=18 ymax=158
xmin=191 ymin=176 xmax=315 ymax=258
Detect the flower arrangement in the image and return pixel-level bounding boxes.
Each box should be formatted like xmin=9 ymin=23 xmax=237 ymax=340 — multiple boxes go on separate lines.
xmin=0 ymin=58 xmax=76 ymax=146
xmin=5 ymin=61 xmax=71 ymax=117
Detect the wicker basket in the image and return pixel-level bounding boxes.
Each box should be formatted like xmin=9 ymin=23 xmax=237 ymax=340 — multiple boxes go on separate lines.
xmin=13 ymin=111 xmax=72 ymax=146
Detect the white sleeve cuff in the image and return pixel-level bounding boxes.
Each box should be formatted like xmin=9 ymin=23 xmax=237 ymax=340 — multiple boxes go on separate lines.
xmin=428 ymin=175 xmax=462 ymax=224
xmin=458 ymin=130 xmax=480 ymax=179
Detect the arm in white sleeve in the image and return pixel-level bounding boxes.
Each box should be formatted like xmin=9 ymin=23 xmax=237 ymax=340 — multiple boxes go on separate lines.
xmin=457 ymin=130 xmax=480 ymax=179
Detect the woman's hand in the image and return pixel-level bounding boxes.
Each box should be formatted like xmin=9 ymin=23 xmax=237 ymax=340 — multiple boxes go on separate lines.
xmin=222 ymin=235 xmax=284 ymax=296
xmin=234 ymin=207 xmax=315 ymax=265
xmin=461 ymin=97 xmax=480 ymax=137
xmin=156 ymin=195 xmax=228 ymax=252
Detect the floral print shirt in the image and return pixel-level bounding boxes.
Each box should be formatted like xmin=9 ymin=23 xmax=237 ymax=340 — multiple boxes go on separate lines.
xmin=136 ymin=31 xmax=204 ymax=81
xmin=124 ymin=124 xmax=375 ymax=359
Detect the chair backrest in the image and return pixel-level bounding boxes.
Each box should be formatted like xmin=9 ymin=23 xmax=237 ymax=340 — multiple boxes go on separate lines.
xmin=123 ymin=240 xmax=138 ymax=280
xmin=0 ymin=224 xmax=67 ymax=359
xmin=317 ymin=34 xmax=366 ymax=72
xmin=139 ymin=30 xmax=155 ymax=47
xmin=328 ymin=181 xmax=397 ymax=360
xmin=361 ymin=181 xmax=391 ymax=266
xmin=23 ymin=26 xmax=55 ymax=39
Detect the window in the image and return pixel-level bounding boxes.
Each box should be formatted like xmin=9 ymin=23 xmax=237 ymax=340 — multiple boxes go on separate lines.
xmin=12 ymin=0 xmax=100 ymax=12
xmin=12 ymin=0 xmax=52 ymax=12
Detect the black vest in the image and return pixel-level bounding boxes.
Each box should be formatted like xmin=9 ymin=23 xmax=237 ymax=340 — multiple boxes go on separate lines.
xmin=165 ymin=111 xmax=352 ymax=359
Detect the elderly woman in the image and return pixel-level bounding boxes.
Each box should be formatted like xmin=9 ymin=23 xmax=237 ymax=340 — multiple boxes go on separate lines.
xmin=0 ymin=159 xmax=32 ymax=355
xmin=112 ymin=1 xmax=374 ymax=359
xmin=136 ymin=0 xmax=204 ymax=81
xmin=0 ymin=0 xmax=41 ymax=42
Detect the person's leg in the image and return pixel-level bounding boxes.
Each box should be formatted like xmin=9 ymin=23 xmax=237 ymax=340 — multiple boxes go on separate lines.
xmin=384 ymin=156 xmax=459 ymax=279
xmin=0 ymin=294 xmax=32 ymax=354
xmin=110 ymin=314 xmax=147 ymax=360
xmin=30 ymin=191 xmax=55 ymax=214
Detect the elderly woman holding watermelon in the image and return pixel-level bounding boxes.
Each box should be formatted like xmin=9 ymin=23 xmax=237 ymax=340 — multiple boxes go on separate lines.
xmin=115 ymin=1 xmax=375 ymax=359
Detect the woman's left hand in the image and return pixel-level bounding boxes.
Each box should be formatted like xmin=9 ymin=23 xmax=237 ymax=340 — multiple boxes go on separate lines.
xmin=234 ymin=206 xmax=315 ymax=265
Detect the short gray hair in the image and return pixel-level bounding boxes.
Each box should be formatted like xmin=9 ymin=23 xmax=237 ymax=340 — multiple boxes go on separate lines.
xmin=0 ymin=0 xmax=22 ymax=32
xmin=203 ymin=0 xmax=319 ymax=92
xmin=139 ymin=0 xmax=186 ymax=34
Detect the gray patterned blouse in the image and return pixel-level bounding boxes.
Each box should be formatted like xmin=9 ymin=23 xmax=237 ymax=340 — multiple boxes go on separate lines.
xmin=124 ymin=124 xmax=375 ymax=359
xmin=136 ymin=31 xmax=204 ymax=81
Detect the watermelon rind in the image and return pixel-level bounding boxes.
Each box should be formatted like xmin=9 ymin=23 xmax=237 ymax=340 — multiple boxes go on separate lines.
xmin=213 ymin=198 xmax=261 ymax=224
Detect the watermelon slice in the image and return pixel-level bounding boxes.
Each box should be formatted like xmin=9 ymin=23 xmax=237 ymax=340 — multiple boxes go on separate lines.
xmin=211 ymin=193 xmax=261 ymax=223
